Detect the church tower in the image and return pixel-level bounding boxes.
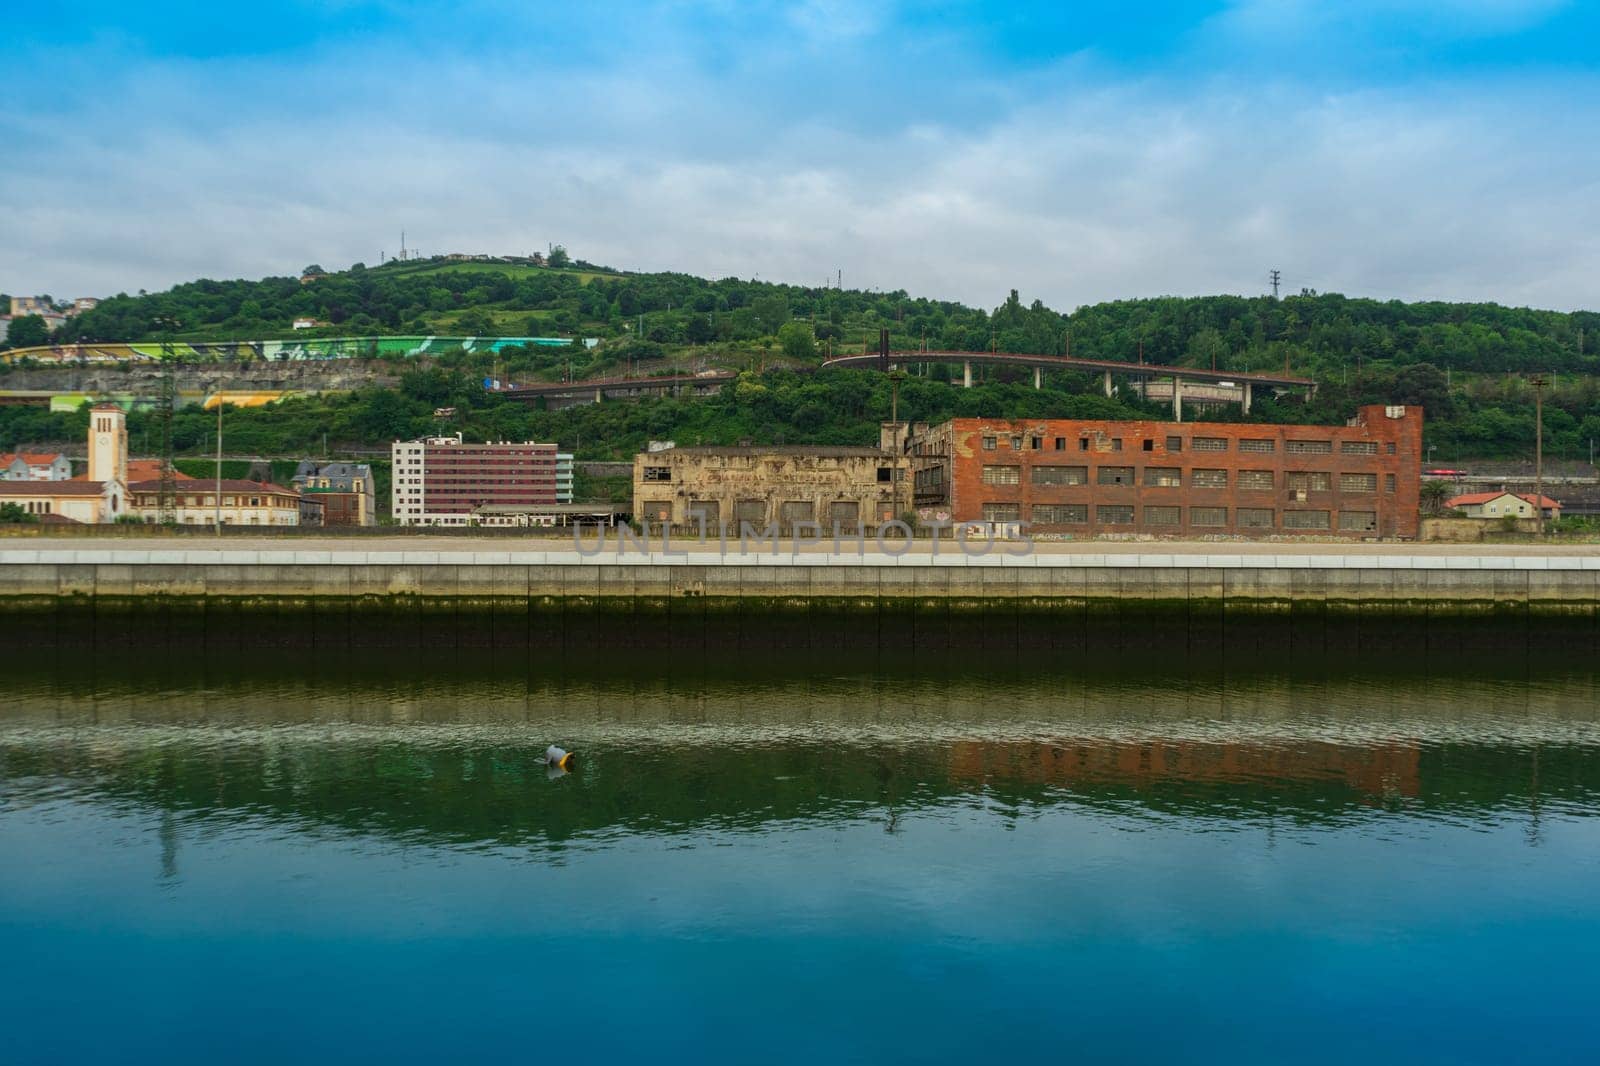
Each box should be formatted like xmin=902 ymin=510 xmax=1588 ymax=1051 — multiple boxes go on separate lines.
xmin=87 ymin=402 xmax=127 ymax=485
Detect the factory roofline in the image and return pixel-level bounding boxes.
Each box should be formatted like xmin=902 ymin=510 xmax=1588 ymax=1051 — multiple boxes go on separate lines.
xmin=655 ymin=445 xmax=891 ymax=458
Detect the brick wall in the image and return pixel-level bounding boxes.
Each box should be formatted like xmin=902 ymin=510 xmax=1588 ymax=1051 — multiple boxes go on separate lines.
xmin=912 ymin=405 xmax=1422 ymax=539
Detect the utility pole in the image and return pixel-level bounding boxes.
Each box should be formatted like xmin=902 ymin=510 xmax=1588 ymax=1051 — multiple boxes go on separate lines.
xmin=214 ymin=398 xmax=223 ymax=533
xmin=1269 ymin=269 xmax=1281 ymax=299
xmin=1531 ymin=374 xmax=1548 ymax=538
xmin=158 ymin=346 xmax=177 ymax=525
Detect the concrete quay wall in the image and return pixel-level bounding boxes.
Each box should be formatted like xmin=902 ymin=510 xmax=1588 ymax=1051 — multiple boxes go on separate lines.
xmin=2 ymin=547 xmax=1598 ymax=609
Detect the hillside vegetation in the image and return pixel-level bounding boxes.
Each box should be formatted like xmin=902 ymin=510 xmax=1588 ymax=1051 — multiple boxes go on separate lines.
xmin=6 ymin=255 xmax=1600 ymax=465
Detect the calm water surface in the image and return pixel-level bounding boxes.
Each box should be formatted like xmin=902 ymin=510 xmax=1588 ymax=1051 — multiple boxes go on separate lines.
xmin=3 ymin=654 xmax=1598 ymax=1064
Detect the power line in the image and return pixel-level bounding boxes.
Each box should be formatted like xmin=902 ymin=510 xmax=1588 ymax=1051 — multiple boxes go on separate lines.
xmin=1269 ymin=269 xmax=1281 ymax=300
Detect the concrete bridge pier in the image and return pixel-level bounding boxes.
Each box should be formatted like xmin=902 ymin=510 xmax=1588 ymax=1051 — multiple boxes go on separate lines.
xmin=963 ymin=360 xmax=972 ymax=388
xmin=1172 ymin=376 xmax=1184 ymax=422
xmin=1102 ymin=370 xmax=1113 ymax=397
xmin=1242 ymin=381 xmax=1253 ymax=414
xmin=1033 ymin=366 xmax=1042 ymax=390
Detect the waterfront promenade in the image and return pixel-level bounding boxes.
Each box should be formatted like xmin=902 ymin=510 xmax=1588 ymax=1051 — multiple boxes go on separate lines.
xmin=2 ymin=535 xmax=1598 ymax=608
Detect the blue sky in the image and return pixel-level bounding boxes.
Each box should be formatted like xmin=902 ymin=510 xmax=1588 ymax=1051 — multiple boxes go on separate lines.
xmin=5 ymin=1 xmax=1600 ymax=309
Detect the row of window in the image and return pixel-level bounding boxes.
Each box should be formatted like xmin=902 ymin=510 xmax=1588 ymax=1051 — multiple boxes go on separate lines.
xmin=979 ymin=465 xmax=1392 ymax=493
xmin=979 ymin=434 xmax=1392 ymax=455
xmin=132 ymin=495 xmax=278 ymax=507
xmin=641 ymin=500 xmax=898 ymax=525
xmin=979 ymin=503 xmax=1376 ymax=531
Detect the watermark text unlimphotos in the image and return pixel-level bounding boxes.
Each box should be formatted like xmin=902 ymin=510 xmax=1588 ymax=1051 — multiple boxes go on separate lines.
xmin=573 ymin=519 xmax=1034 ymax=557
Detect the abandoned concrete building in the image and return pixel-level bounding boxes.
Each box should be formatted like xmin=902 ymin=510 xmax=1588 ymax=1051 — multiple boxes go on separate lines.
xmin=633 ymin=424 xmax=918 ymax=532
xmin=909 ymin=404 xmax=1423 ymax=539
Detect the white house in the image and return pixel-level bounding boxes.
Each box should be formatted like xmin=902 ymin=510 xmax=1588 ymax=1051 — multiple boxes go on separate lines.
xmin=1 ymin=451 xmax=73 ymax=481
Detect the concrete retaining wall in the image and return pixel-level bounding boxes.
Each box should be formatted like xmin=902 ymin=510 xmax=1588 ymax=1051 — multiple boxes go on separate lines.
xmin=2 ymin=547 xmax=1598 ymax=608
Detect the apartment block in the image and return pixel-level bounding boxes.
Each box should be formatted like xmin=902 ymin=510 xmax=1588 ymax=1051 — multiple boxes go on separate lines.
xmin=391 ymin=433 xmax=561 ymax=526
xmin=910 ymin=405 xmax=1422 ymax=539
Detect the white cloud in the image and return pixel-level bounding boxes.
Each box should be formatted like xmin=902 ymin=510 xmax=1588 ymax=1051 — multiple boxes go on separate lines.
xmin=3 ymin=62 xmax=1598 ymax=312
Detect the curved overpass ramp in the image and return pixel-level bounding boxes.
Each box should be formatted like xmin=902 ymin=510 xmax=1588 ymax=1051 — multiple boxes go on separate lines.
xmin=821 ymin=350 xmax=1315 ymax=418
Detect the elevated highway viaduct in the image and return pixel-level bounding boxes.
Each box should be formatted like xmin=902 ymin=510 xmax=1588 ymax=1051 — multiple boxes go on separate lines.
xmin=820 ymin=351 xmax=1317 ymax=421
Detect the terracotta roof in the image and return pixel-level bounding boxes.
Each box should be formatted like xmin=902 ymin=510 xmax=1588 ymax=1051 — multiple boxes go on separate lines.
xmin=0 ymin=452 xmax=66 ymax=466
xmin=89 ymin=401 xmax=122 ymax=411
xmin=127 ymin=479 xmax=297 ymax=494
xmin=37 ymin=512 xmax=82 ymax=524
xmin=1447 ymin=491 xmax=1561 ymax=508
xmin=0 ymin=480 xmax=108 ymax=496
xmin=124 ymin=460 xmax=195 ymax=482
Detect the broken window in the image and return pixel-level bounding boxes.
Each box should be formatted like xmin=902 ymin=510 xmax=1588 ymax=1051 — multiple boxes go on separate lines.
xmin=1010 ymin=436 xmax=1023 ymax=450
xmin=1166 ymin=436 xmax=1183 ymax=451
xmin=982 ymin=436 xmax=997 ymax=451
xmin=643 ymin=466 xmax=671 ymax=482
xmin=734 ymin=499 xmax=766 ymax=528
xmin=1097 ymin=466 xmax=1134 ymax=485
xmin=1142 ymin=439 xmax=1155 ymax=452
xmin=1145 ymin=467 xmax=1181 ymax=488
xmin=1191 ymin=507 xmax=1228 ymax=527
xmin=780 ymin=500 xmax=816 ymax=527
xmin=828 ymin=500 xmax=861 ymax=531
xmin=1238 ymin=470 xmax=1274 ymax=491
xmin=1238 ymin=508 xmax=1274 ymax=529
xmin=982 ymin=503 xmax=1022 ymax=523
xmin=687 ymin=499 xmax=720 ymax=527
xmin=1239 ymin=438 xmax=1275 ymax=453
xmin=644 ymin=501 xmax=672 ymax=522
xmin=1192 ymin=437 xmax=1228 ymax=452
xmin=981 ymin=465 xmax=1021 ymax=486
xmin=1031 ymin=436 xmax=1043 ymax=450
xmin=1338 ymin=510 xmax=1377 ymax=531
xmin=1054 ymin=437 xmax=1066 ymax=451
xmin=1191 ymin=469 xmax=1228 ymax=489
xmin=1079 ymin=438 xmax=1090 ymax=451
xmin=1096 ymin=505 xmax=1135 ymax=524
xmin=1339 ymin=473 xmax=1378 ymax=493
xmin=1283 ymin=509 xmax=1331 ymax=530
xmin=1286 ymin=440 xmax=1333 ymax=454
xmin=1033 ymin=504 xmax=1087 ymax=524
xmin=1031 ymin=465 xmax=1087 ymax=486
xmin=1144 ymin=506 xmax=1180 ymax=526
xmin=877 ymin=466 xmax=893 ymax=482
xmin=1287 ymin=471 xmax=1331 ymax=492
xmin=1340 ymin=441 xmax=1378 ymax=455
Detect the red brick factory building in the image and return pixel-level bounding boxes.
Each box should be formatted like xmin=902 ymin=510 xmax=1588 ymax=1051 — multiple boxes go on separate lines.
xmin=910 ymin=404 xmax=1422 ymax=539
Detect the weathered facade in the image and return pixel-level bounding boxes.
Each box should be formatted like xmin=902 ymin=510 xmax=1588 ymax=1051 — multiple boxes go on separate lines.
xmin=292 ymin=461 xmax=377 ymax=526
xmin=633 ymin=433 xmax=913 ymax=533
xmin=910 ymin=404 xmax=1423 ymax=539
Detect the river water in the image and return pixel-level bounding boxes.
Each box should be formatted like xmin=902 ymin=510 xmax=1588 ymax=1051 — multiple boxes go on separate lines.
xmin=3 ymin=647 xmax=1598 ymax=1064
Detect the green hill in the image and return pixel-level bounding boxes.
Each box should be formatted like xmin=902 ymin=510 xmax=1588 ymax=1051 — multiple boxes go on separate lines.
xmin=7 ymin=254 xmax=1600 ymax=467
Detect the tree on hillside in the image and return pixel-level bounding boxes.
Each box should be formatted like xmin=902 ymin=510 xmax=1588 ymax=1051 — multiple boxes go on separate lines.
xmin=548 ymin=246 xmax=571 ymax=268
xmin=778 ymin=320 xmax=817 ymax=360
xmin=751 ymin=294 xmax=789 ymax=335
xmin=4 ymin=315 xmax=50 ymax=349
